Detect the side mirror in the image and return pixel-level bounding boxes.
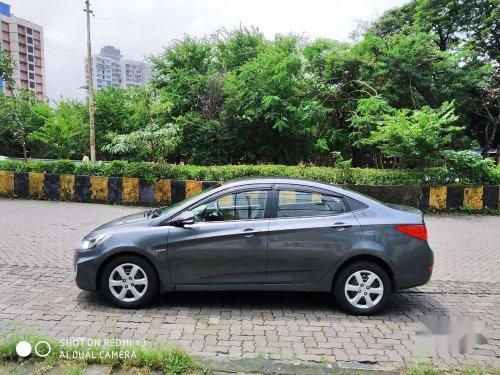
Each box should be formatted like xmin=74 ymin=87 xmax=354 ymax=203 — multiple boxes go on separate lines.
xmin=170 ymin=211 xmax=195 ymax=227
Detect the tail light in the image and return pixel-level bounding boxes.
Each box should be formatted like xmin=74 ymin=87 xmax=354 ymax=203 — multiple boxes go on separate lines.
xmin=394 ymin=224 xmax=428 ymax=241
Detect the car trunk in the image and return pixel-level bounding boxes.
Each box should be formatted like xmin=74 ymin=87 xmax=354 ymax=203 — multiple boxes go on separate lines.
xmin=385 ymin=203 xmax=425 ymax=224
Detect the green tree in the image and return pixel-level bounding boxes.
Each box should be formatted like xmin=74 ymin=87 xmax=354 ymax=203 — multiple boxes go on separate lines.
xmin=359 ymin=100 xmax=462 ymax=168
xmin=28 ymin=100 xmax=88 ymax=159
xmin=223 ymin=35 xmax=322 ymax=163
xmin=369 ymin=2 xmax=416 ymax=37
xmin=177 ymin=113 xmax=231 ymax=165
xmin=150 ymin=36 xmax=213 ymax=117
xmin=303 ymin=38 xmax=377 ymax=157
xmin=102 ymin=86 xmax=178 ymax=162
xmin=0 ymin=90 xmax=52 ymax=159
xmin=215 ymin=26 xmax=265 ymax=71
xmin=0 ymin=48 xmax=15 ymax=92
xmin=93 ymin=87 xmax=130 ymax=154
xmin=103 ymin=123 xmax=179 ymax=163
xmin=414 ymin=0 xmax=499 ymax=62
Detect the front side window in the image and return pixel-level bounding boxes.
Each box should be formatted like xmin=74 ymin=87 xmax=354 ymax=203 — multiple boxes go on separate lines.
xmin=277 ymin=190 xmax=345 ymax=218
xmin=192 ymin=190 xmax=268 ymax=222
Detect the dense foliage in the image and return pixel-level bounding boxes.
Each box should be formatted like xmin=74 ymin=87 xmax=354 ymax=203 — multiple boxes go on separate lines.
xmin=0 ymin=0 xmax=498 ymax=169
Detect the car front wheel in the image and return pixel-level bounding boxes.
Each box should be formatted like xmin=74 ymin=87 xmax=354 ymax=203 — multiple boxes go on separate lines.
xmin=101 ymin=255 xmax=158 ymax=308
xmin=334 ymin=261 xmax=391 ymax=315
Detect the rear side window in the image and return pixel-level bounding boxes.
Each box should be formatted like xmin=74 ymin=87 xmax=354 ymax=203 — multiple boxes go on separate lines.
xmin=277 ymin=190 xmax=346 ymax=218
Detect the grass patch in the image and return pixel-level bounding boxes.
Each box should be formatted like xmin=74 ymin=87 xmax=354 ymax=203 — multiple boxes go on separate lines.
xmin=406 ymin=362 xmax=500 ymax=375
xmin=62 ymin=367 xmax=84 ymax=375
xmin=0 ymin=332 xmax=199 ymax=374
xmin=407 ymin=362 xmax=446 ymax=375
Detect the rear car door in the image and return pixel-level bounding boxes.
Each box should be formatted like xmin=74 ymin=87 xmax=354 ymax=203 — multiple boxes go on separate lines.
xmin=267 ymin=186 xmax=362 ymax=284
xmin=167 ymin=186 xmax=271 ymax=285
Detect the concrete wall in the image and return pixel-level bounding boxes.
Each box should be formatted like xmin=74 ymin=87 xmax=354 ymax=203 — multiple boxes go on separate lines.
xmin=0 ymin=171 xmax=498 ymax=211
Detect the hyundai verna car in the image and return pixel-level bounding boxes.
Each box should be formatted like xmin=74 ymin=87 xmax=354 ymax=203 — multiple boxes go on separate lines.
xmin=74 ymin=178 xmax=433 ymax=315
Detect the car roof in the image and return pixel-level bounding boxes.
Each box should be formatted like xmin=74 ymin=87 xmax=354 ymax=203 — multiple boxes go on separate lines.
xmin=219 ymin=177 xmax=367 ymax=200
xmin=221 ymin=177 xmax=335 ymax=189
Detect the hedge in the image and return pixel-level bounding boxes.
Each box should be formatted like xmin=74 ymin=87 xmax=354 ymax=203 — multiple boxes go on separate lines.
xmin=0 ymin=159 xmax=499 ymax=186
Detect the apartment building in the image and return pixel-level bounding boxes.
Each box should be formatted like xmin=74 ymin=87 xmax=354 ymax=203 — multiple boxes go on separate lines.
xmin=0 ymin=2 xmax=46 ymax=100
xmin=121 ymin=59 xmax=149 ymax=88
xmin=86 ymin=45 xmax=149 ymax=91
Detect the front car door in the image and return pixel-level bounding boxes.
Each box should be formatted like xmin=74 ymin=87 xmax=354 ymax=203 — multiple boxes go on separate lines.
xmin=167 ymin=186 xmax=271 ymax=286
xmin=267 ymin=185 xmax=362 ymax=285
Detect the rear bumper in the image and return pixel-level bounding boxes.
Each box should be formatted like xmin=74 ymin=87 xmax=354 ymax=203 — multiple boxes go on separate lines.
xmin=394 ymin=264 xmax=433 ymax=290
xmin=393 ymin=242 xmax=434 ymax=290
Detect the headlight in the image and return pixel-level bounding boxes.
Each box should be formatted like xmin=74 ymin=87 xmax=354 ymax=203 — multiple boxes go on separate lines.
xmin=81 ymin=233 xmax=111 ymax=250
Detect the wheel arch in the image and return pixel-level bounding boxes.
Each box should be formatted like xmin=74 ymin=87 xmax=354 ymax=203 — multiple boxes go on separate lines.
xmin=332 ymin=254 xmax=396 ymax=293
xmin=96 ymin=251 xmax=161 ymax=292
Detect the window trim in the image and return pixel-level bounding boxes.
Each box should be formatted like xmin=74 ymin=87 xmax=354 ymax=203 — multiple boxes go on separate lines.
xmin=167 ymin=185 xmax=273 ymax=225
xmin=269 ymin=185 xmax=351 ymax=220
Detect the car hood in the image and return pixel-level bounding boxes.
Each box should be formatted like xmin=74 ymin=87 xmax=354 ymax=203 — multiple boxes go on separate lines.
xmin=92 ymin=211 xmax=151 ymax=233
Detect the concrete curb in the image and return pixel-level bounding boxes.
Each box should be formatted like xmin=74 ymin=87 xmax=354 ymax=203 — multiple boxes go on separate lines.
xmin=0 ymin=171 xmax=498 ymax=210
xmin=0 ymin=358 xmax=400 ymax=374
xmin=202 ymin=356 xmax=399 ymax=374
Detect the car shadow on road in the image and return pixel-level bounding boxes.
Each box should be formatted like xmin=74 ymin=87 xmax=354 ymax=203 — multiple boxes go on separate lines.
xmin=79 ymin=289 xmax=449 ymax=319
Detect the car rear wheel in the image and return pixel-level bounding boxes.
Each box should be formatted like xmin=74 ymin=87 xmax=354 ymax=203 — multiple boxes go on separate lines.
xmin=101 ymin=255 xmax=158 ymax=308
xmin=334 ymin=261 xmax=391 ymax=315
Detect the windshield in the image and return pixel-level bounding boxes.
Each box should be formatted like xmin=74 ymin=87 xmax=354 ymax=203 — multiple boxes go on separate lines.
xmin=156 ymin=184 xmax=221 ymax=216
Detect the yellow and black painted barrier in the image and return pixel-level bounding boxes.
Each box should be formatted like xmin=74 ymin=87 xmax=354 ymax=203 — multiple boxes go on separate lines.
xmin=0 ymin=171 xmax=498 ymax=210
xmin=0 ymin=171 xmax=218 ymax=206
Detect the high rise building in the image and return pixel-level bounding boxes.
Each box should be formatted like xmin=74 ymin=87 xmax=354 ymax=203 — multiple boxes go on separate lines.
xmin=86 ymin=45 xmax=149 ymax=92
xmin=121 ymin=59 xmax=149 ymax=88
xmin=0 ymin=2 xmax=46 ymax=100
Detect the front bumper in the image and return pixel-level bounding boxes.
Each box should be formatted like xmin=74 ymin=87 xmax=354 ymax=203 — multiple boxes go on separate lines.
xmin=73 ymin=249 xmax=102 ymax=292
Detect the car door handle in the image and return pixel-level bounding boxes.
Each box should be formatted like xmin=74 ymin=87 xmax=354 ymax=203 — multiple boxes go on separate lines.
xmin=241 ymin=228 xmax=260 ymax=237
xmin=330 ymin=222 xmax=352 ymax=230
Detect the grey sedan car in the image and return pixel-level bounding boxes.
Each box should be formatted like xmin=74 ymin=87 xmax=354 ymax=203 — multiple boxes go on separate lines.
xmin=74 ymin=178 xmax=433 ymax=315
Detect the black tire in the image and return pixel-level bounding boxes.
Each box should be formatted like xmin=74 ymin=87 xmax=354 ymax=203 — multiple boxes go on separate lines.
xmin=101 ymin=255 xmax=158 ymax=309
xmin=333 ymin=261 xmax=392 ymax=315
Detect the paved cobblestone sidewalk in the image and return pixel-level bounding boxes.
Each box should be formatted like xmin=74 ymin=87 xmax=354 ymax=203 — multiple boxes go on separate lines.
xmin=0 ymin=199 xmax=499 ymax=370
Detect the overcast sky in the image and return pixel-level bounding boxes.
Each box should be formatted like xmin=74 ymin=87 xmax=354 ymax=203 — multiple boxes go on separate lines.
xmin=7 ymin=0 xmax=408 ymax=100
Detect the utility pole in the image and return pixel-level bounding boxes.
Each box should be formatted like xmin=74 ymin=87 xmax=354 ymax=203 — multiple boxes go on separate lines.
xmin=84 ymin=0 xmax=96 ymax=162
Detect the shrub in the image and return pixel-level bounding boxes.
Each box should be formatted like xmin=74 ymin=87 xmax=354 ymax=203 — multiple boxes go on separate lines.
xmin=49 ymin=160 xmax=77 ymax=175
xmin=443 ymin=150 xmax=497 ymax=185
xmin=0 ymin=159 xmax=498 ymax=185
xmin=74 ymin=162 xmax=105 ymax=176
xmin=102 ymin=160 xmax=127 ymax=177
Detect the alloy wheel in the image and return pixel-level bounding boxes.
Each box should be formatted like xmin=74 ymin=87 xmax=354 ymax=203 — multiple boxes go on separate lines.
xmin=108 ymin=263 xmax=148 ymax=303
xmin=344 ymin=270 xmax=384 ymax=309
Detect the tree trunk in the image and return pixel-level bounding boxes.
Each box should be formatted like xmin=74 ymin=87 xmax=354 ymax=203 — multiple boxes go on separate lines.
xmin=483 ymin=121 xmax=498 ymax=158
xmin=496 ymin=144 xmax=500 ymax=165
xmin=372 ymin=153 xmax=379 ymax=169
xmin=379 ymin=154 xmax=385 ymax=170
xmin=22 ymin=138 xmax=27 ymax=161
